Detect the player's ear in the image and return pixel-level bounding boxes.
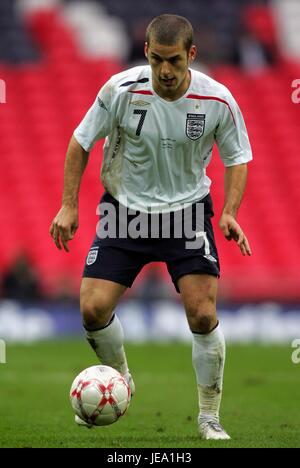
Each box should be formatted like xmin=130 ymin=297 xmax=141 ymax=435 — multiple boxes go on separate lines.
xmin=144 ymin=42 xmax=149 ymax=59
xmin=188 ymin=45 xmax=197 ymax=65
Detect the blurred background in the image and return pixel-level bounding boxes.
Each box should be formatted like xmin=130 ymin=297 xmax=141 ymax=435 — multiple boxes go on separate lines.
xmin=0 ymin=0 xmax=300 ymax=343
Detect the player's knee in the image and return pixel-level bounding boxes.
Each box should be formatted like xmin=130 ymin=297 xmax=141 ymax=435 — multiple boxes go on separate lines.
xmin=80 ymin=294 xmax=113 ymax=329
xmin=186 ymin=297 xmax=216 ymax=333
xmin=188 ymin=310 xmax=215 ymax=333
xmin=195 ymin=312 xmax=215 ymax=334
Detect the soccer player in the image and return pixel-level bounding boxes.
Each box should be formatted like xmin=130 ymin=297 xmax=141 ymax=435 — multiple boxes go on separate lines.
xmin=50 ymin=14 xmax=252 ymax=440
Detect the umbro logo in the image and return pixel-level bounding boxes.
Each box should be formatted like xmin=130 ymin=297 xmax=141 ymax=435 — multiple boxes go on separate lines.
xmin=97 ymin=97 xmax=108 ymax=111
xmin=203 ymin=254 xmax=217 ymax=263
xmin=130 ymin=100 xmax=150 ymax=106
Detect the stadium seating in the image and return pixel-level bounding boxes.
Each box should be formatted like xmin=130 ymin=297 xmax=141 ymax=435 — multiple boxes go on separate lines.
xmin=0 ymin=0 xmax=39 ymax=63
xmin=0 ymin=2 xmax=300 ymax=301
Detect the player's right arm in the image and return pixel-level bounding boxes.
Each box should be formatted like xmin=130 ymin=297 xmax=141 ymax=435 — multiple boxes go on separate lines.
xmin=50 ymin=136 xmax=89 ymax=252
xmin=50 ymin=78 xmax=115 ymax=252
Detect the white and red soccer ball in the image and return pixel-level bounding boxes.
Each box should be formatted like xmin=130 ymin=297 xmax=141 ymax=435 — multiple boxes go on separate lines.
xmin=70 ymin=365 xmax=131 ymax=426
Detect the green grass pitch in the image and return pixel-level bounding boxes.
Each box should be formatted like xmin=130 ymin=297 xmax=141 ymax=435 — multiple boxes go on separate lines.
xmin=0 ymin=340 xmax=299 ymax=448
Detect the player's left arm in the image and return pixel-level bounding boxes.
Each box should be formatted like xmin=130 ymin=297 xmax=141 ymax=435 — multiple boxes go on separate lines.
xmin=219 ymin=163 xmax=251 ymax=256
xmin=215 ymin=89 xmax=253 ymax=256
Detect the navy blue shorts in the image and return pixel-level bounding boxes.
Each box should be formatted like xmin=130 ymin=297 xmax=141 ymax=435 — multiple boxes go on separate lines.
xmin=83 ymin=192 xmax=220 ymax=293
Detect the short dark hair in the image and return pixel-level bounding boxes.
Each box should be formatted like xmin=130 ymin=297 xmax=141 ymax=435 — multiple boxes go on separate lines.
xmin=146 ymin=14 xmax=194 ymax=52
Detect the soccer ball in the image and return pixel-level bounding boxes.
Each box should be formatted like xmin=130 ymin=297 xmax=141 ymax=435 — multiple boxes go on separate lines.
xmin=70 ymin=365 xmax=131 ymax=426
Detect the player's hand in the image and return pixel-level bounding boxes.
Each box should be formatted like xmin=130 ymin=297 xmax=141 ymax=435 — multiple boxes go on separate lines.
xmin=49 ymin=206 xmax=78 ymax=252
xmin=219 ymin=214 xmax=251 ymax=256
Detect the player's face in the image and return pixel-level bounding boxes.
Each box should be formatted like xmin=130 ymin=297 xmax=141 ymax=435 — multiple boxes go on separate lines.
xmin=145 ymin=39 xmax=196 ymax=100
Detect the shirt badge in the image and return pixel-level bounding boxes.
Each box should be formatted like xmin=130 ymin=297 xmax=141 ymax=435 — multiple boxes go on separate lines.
xmin=186 ymin=113 xmax=206 ymax=140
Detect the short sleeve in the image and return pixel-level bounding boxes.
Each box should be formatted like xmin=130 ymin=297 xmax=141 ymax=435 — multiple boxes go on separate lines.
xmin=215 ymin=92 xmax=253 ymax=167
xmin=73 ymin=80 xmax=115 ymax=152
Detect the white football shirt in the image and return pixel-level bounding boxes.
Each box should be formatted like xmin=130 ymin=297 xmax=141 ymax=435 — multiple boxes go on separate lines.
xmin=74 ymin=65 xmax=252 ymax=213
